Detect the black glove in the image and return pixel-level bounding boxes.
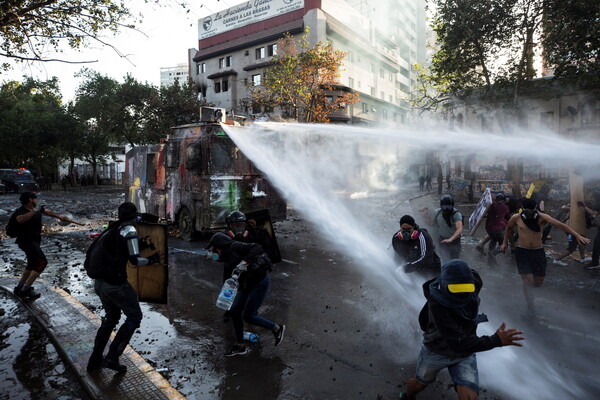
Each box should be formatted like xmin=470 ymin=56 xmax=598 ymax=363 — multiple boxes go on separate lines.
xmin=39 ymin=205 xmax=45 ymax=214
xmin=147 ymin=252 xmax=161 ymax=265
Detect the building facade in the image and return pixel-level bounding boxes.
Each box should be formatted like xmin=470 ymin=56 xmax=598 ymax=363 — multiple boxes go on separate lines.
xmin=160 ymin=63 xmax=190 ymax=87
xmin=189 ymin=0 xmax=426 ymax=124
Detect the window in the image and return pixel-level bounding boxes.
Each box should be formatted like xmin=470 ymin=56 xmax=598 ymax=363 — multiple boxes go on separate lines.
xmin=252 ymin=74 xmax=261 ymax=86
xmin=219 ymin=58 xmax=225 ymax=69
xmin=370 ymin=63 xmax=375 ymax=73
xmin=358 ymin=80 xmax=361 ymax=88
xmin=347 ymin=51 xmax=354 ymax=62
xmin=389 ymin=73 xmax=393 ymax=82
xmin=380 ymin=68 xmax=385 ymax=78
xmin=222 ymin=79 xmax=229 ymax=92
xmin=362 ymin=103 xmax=369 ymax=113
xmin=371 ymin=87 xmax=376 ymax=96
xmin=326 ymin=96 xmax=334 ymax=103
xmin=267 ymin=44 xmax=278 ymax=57
xmin=199 ymin=63 xmax=206 ymax=74
xmin=348 ymin=77 xmax=354 ymax=88
xmin=389 ymin=95 xmax=393 ymax=103
xmin=383 ymin=110 xmax=388 ymax=119
xmin=255 ymin=47 xmax=265 ymax=59
xmin=214 ymin=81 xmax=221 ymax=93
xmin=225 ymin=56 xmax=232 ymax=67
xmin=381 ymin=91 xmax=385 ymax=99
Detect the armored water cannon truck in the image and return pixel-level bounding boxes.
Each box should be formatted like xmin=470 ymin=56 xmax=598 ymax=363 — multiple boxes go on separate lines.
xmin=125 ymin=122 xmax=286 ymax=241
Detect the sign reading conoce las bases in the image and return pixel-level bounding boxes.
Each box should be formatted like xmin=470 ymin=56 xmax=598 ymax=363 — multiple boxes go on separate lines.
xmin=199 ymin=0 xmax=304 ymax=39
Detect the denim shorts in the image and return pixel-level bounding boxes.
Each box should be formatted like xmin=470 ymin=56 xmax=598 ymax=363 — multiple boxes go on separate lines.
xmin=415 ymin=344 xmax=479 ymax=393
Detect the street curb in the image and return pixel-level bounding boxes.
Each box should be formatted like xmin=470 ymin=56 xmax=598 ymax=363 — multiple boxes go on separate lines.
xmin=0 ymin=276 xmax=187 ymax=400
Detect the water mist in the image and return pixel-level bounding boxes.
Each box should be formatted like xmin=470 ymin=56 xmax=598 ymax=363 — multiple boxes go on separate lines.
xmin=222 ymin=121 xmax=600 ymax=399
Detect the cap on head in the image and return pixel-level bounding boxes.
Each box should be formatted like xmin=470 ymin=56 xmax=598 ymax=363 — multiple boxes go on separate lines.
xmin=441 ymin=259 xmax=475 ymax=293
xmin=399 ymin=215 xmax=416 ymax=227
xmin=19 ymin=191 xmax=37 ymax=205
xmin=209 ymin=232 xmax=233 ymax=249
xmin=118 ymin=202 xmax=138 ymax=221
xmin=496 ymin=193 xmax=506 ymax=202
xmin=521 ymin=198 xmax=537 ymax=210
xmin=440 ymin=194 xmax=454 ymax=210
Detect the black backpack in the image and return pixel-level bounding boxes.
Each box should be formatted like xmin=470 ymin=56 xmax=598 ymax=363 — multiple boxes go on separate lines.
xmin=6 ymin=211 xmax=20 ymax=238
xmin=84 ymin=223 xmax=128 ymax=282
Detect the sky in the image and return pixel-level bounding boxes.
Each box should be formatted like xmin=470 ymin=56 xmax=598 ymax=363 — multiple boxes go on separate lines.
xmin=1 ymin=0 xmax=238 ymax=101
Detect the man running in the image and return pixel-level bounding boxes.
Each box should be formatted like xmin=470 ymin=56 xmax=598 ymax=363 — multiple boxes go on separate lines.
xmin=500 ymin=198 xmax=590 ymax=314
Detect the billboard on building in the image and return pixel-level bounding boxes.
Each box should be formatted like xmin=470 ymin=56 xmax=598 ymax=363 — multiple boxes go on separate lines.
xmin=198 ymin=0 xmax=304 ymax=39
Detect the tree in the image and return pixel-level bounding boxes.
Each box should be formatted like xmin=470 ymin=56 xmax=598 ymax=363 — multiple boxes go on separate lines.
xmin=245 ymin=29 xmax=359 ymax=123
xmin=71 ymin=70 xmax=121 ymax=185
xmin=0 ymin=1 xmax=144 ymax=70
xmin=146 ymin=78 xmax=207 ymax=142
xmin=542 ymin=1 xmax=600 ymax=77
xmin=0 ymin=77 xmax=74 ymax=179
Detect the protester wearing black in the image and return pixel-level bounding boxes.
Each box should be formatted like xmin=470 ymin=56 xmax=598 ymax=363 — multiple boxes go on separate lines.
xmin=392 ymin=215 xmax=440 ymax=275
xmin=209 ymin=232 xmax=285 ymax=356
xmin=86 ymin=202 xmax=160 ymax=373
xmin=11 ymin=191 xmax=68 ymax=299
xmin=402 ymin=260 xmax=525 ymax=400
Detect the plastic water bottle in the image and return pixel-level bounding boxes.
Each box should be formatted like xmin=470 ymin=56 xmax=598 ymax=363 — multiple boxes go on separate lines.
xmin=216 ymin=275 xmax=239 ymax=310
xmin=243 ymin=331 xmax=259 ymax=343
xmin=199 ymin=248 xmax=219 ymax=261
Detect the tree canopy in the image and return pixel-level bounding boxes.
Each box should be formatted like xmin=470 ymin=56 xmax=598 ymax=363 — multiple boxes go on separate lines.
xmin=414 ymin=0 xmax=600 ymax=113
xmin=0 ymin=1 xmax=144 ymax=69
xmin=245 ymin=30 xmax=359 ymax=123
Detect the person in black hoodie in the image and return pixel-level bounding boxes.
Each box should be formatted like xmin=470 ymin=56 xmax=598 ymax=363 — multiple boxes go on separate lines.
xmin=401 ymin=260 xmax=525 ymax=400
xmin=209 ymin=232 xmax=286 ymax=357
xmin=392 ymin=215 xmax=440 ymax=275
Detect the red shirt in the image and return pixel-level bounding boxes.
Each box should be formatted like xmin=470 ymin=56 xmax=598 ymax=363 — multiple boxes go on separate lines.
xmin=485 ymin=202 xmax=510 ymax=231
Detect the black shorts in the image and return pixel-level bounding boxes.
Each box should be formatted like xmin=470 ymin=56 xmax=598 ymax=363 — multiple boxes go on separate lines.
xmin=514 ymin=247 xmax=546 ymax=277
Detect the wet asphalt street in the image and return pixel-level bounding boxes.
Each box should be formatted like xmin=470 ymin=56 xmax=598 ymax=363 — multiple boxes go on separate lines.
xmin=1 ymin=187 xmax=600 ymax=400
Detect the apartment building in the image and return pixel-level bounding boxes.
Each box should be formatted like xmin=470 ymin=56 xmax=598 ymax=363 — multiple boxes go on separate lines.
xmin=189 ymin=0 xmax=426 ymax=124
xmin=160 ymin=63 xmax=190 ymax=87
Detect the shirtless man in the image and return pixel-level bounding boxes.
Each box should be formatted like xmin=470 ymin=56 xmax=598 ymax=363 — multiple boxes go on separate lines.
xmin=500 ymin=198 xmax=590 ymax=314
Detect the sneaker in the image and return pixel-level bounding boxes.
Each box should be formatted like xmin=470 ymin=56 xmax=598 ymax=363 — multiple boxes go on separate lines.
xmin=475 ymin=246 xmax=485 ymax=256
xmin=273 ymin=325 xmax=286 ymax=347
xmin=225 ymin=344 xmax=248 ymax=357
xmin=580 ymin=257 xmax=592 ymax=263
xmin=102 ymin=357 xmax=127 ymax=373
xmin=19 ymin=286 xmax=41 ymax=299
xmin=552 ymin=259 xmax=568 ymax=266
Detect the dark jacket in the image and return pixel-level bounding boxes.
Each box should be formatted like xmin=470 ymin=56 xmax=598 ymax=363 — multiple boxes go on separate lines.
xmin=392 ymin=228 xmax=441 ymax=273
xmin=418 ymin=271 xmax=502 ymax=358
xmin=221 ymin=241 xmax=271 ymax=290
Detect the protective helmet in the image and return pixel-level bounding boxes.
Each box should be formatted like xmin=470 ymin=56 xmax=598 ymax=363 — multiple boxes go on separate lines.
xmin=495 ymin=193 xmax=506 ymax=202
xmin=227 ymin=211 xmax=246 ymax=224
xmin=209 ymin=232 xmax=233 ymax=249
xmin=118 ymin=202 xmax=138 ymax=222
xmin=440 ymin=195 xmax=454 ymax=207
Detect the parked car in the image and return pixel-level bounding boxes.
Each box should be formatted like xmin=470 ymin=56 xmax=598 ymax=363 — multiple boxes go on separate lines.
xmin=0 ymin=169 xmax=40 ymax=193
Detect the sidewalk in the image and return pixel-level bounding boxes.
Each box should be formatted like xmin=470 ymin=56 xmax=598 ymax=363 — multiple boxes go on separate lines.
xmin=0 ymin=276 xmax=186 ymax=400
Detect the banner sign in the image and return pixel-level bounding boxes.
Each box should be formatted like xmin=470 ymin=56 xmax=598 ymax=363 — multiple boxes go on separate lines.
xmin=199 ymin=0 xmax=304 ymax=39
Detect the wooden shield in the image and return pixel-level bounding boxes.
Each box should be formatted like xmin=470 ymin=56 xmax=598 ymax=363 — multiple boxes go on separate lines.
xmin=127 ymin=222 xmax=169 ymax=304
xmin=245 ymin=209 xmax=282 ymax=263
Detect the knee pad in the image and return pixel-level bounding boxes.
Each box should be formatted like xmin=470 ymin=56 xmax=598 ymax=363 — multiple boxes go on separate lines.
xmin=100 ymin=317 xmax=119 ymax=330
xmin=124 ymin=319 xmax=141 ymax=330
